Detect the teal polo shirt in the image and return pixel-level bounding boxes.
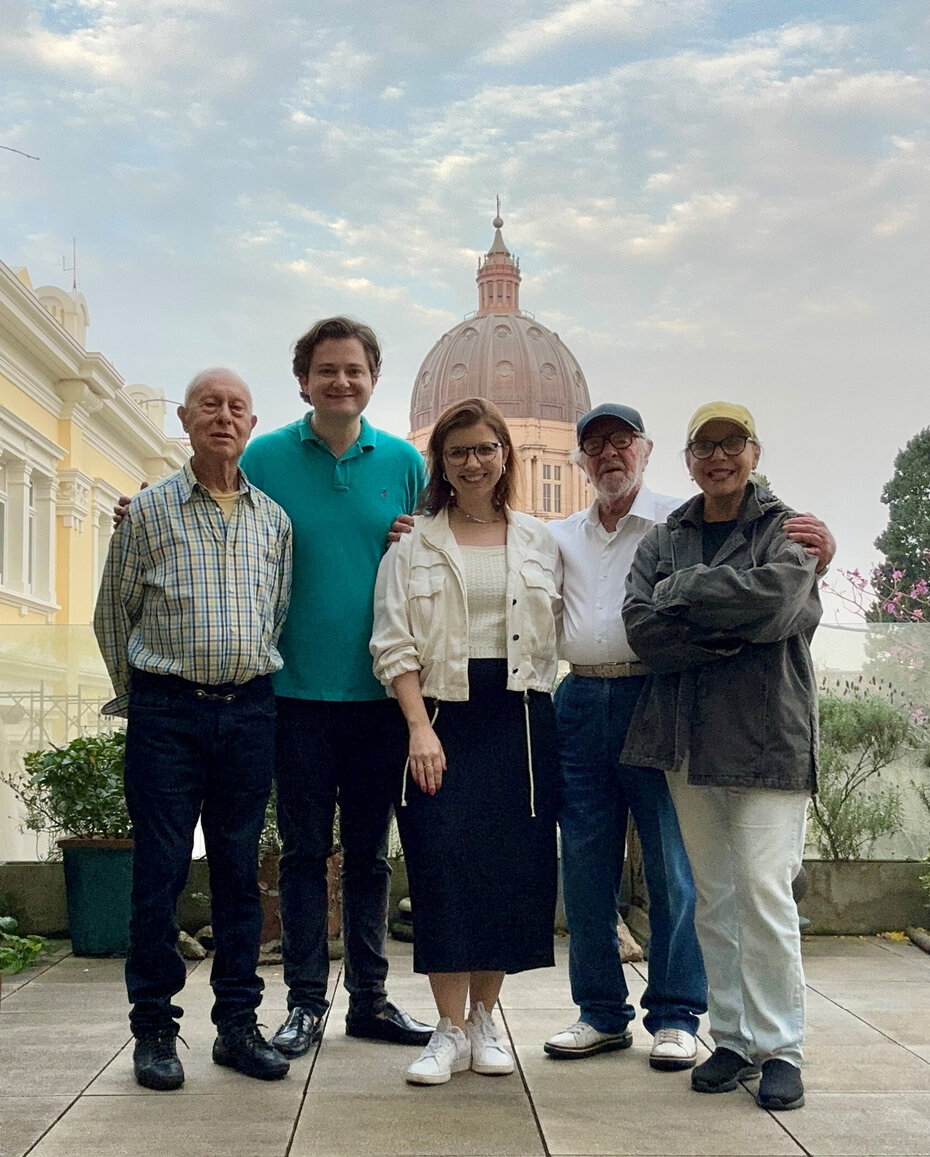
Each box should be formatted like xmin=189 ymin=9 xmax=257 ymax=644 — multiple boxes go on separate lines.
xmin=240 ymin=414 xmax=425 ymax=701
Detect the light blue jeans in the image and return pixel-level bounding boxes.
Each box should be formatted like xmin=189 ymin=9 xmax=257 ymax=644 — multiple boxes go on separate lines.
xmin=554 ymin=674 xmax=706 ymax=1036
xmin=665 ymin=768 xmax=809 ymax=1067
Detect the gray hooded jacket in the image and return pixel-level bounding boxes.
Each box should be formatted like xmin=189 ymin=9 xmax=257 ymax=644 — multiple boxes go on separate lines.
xmin=620 ymin=483 xmax=820 ymax=793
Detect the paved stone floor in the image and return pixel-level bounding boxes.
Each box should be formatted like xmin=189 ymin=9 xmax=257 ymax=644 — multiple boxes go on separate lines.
xmin=1 ymin=934 xmax=929 ymax=1156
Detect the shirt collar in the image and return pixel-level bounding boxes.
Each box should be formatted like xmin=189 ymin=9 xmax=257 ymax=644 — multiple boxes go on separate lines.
xmin=584 ymin=484 xmax=659 ymax=528
xmin=179 ymin=458 xmax=255 ymax=505
xmin=300 ymin=412 xmax=378 ymax=453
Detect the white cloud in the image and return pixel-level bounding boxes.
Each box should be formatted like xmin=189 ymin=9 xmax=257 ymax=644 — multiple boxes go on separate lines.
xmin=481 ymin=0 xmax=708 ymax=63
xmin=2 ymin=1 xmax=929 ymax=579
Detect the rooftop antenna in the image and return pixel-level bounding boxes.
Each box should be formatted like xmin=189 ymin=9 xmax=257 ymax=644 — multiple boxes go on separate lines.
xmin=62 ymin=238 xmax=78 ymax=291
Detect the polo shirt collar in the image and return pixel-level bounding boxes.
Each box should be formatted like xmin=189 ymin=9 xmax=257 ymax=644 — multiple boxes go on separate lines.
xmin=301 ymin=412 xmax=378 ymax=455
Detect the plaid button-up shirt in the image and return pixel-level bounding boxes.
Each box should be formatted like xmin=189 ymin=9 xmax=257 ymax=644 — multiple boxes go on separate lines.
xmin=94 ymin=460 xmax=293 ymax=717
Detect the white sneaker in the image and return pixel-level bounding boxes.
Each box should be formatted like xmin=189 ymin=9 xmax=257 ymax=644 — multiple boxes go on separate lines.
xmin=405 ymin=1018 xmax=471 ymax=1085
xmin=649 ymin=1028 xmax=697 ymax=1072
xmin=466 ymin=1002 xmax=514 ymax=1076
xmin=544 ymin=1020 xmax=633 ymax=1059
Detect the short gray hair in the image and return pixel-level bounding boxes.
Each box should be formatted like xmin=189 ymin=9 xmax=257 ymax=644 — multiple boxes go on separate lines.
xmin=183 ymin=367 xmax=252 ymax=407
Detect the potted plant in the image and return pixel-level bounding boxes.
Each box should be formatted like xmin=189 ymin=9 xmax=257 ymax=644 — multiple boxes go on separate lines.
xmin=4 ymin=732 xmax=133 ymax=956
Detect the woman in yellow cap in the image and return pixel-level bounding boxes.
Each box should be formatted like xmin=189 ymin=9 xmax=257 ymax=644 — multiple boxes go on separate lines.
xmin=621 ymin=401 xmax=819 ymax=1112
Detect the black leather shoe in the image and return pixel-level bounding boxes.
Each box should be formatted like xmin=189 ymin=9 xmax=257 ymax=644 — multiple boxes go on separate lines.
xmin=213 ymin=1023 xmax=290 ymax=1080
xmin=271 ymin=1006 xmax=325 ymax=1057
xmin=133 ymin=1028 xmax=184 ymax=1091
xmin=345 ymin=1001 xmax=433 ymax=1046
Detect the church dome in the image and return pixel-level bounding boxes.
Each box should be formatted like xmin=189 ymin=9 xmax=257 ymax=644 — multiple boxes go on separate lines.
xmin=409 ymin=215 xmax=591 ymax=431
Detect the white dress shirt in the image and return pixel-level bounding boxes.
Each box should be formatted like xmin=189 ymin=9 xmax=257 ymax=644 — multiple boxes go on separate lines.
xmin=548 ymin=485 xmax=681 ymax=666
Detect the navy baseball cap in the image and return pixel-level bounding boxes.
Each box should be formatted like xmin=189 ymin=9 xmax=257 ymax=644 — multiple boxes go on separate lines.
xmin=577 ymin=403 xmax=646 ymax=443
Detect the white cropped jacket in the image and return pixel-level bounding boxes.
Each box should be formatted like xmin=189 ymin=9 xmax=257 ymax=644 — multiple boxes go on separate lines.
xmin=370 ymin=507 xmax=562 ymax=701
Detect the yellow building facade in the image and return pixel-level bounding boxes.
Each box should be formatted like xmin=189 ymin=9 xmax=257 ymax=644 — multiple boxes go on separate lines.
xmin=0 ymin=258 xmax=185 ymax=859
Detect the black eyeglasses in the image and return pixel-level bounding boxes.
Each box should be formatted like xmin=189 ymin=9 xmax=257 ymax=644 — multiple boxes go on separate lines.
xmin=443 ymin=441 xmax=502 ymax=465
xmin=687 ymin=435 xmax=756 ymax=459
xmin=580 ymin=430 xmax=640 ymax=456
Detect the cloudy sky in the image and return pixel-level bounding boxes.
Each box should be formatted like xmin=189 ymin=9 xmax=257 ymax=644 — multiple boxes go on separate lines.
xmin=1 ymin=0 xmax=928 ymax=618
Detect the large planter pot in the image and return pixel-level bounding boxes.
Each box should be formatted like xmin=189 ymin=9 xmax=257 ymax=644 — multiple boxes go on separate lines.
xmin=797 ymin=859 xmax=928 ymax=935
xmin=58 ymin=838 xmax=133 ymax=957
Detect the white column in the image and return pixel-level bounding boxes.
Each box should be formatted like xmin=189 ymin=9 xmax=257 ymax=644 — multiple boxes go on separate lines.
xmin=33 ymin=474 xmax=58 ymax=605
xmin=4 ymin=459 xmax=31 ymax=593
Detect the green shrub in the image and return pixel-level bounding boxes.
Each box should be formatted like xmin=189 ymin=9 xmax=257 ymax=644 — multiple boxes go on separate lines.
xmin=809 ymin=687 xmax=920 ymax=860
xmin=11 ymin=732 xmax=132 ymax=843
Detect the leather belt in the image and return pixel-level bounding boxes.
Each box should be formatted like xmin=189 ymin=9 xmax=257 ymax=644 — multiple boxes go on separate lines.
xmin=570 ymin=662 xmax=648 ymax=678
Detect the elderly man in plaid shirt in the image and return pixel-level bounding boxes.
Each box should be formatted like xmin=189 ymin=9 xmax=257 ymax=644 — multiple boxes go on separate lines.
xmin=94 ymin=367 xmax=292 ymax=1092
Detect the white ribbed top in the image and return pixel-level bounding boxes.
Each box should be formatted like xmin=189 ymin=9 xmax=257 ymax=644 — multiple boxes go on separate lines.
xmin=461 ymin=545 xmax=508 ymax=658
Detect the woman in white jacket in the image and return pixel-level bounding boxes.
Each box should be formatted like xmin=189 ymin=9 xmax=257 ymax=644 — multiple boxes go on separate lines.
xmin=371 ymin=397 xmax=562 ymax=1087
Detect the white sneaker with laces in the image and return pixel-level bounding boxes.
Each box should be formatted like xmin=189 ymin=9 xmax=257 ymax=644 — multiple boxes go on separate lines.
xmin=467 ymin=1002 xmax=514 ymax=1075
xmin=405 ymin=1018 xmax=471 ymax=1085
xmin=649 ymin=1028 xmax=697 ymax=1071
xmin=544 ymin=1020 xmax=633 ymax=1059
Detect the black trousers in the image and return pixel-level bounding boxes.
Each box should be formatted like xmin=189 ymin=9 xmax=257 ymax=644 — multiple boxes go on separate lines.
xmin=123 ymin=670 xmax=274 ymax=1033
xmin=274 ymin=696 xmax=406 ymax=1016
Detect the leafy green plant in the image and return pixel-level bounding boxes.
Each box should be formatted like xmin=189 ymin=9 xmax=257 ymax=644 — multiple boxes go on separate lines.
xmin=0 ymin=915 xmax=51 ymax=975
xmin=810 ymin=683 xmax=923 ymax=860
xmin=4 ymin=732 xmax=131 ymax=844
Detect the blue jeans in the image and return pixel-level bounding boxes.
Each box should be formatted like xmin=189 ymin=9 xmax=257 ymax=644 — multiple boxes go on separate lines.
xmin=554 ymin=673 xmax=706 ymax=1035
xmin=274 ymin=697 xmax=406 ymax=1017
xmin=124 ymin=670 xmax=275 ymax=1034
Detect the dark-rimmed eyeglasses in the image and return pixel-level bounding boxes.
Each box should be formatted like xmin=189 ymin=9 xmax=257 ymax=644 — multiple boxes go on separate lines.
xmin=443 ymin=441 xmax=502 ymax=465
xmin=687 ymin=435 xmax=756 ymax=460
xmin=580 ymin=430 xmax=640 ymax=456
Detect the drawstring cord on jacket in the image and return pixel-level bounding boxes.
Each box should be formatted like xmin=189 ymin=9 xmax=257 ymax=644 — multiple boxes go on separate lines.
xmin=523 ymin=690 xmax=536 ymax=818
xmin=402 ymin=697 xmax=536 ymax=819
xmin=401 ymin=702 xmax=441 ymax=807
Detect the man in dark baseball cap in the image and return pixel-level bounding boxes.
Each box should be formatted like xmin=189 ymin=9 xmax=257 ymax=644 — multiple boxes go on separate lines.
xmin=576 ymin=403 xmax=645 ymax=442
xmin=545 ymin=400 xmax=835 ymax=1073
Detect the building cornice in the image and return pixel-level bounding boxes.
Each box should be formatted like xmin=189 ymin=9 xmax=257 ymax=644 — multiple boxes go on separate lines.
xmin=0 ymin=406 xmax=66 ymax=473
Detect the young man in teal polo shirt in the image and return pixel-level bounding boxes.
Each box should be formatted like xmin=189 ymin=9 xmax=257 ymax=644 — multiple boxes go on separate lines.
xmin=239 ymin=317 xmax=432 ymax=1056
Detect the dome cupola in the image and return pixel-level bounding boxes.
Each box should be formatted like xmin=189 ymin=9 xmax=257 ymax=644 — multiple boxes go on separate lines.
xmin=409 ymin=212 xmax=591 ymax=432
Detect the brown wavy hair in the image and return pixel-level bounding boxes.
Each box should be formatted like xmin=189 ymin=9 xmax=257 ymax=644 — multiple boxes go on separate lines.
xmin=292 ymin=316 xmax=382 ymax=400
xmin=420 ymin=397 xmax=522 ymax=515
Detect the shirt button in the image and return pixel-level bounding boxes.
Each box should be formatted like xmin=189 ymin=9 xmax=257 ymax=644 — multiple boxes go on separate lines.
xmin=512 ymin=634 xmax=519 ymax=641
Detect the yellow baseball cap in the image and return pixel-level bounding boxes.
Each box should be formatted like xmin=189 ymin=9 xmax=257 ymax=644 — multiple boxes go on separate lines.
xmin=687 ymin=401 xmax=757 ymax=443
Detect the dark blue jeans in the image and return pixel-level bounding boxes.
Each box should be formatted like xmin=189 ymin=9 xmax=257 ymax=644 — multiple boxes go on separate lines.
xmin=274 ymin=697 xmax=406 ymax=1017
xmin=554 ymin=673 xmax=707 ymax=1035
xmin=123 ymin=670 xmax=275 ymax=1034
